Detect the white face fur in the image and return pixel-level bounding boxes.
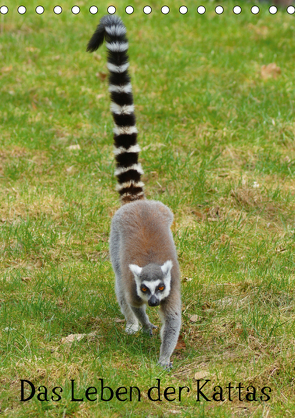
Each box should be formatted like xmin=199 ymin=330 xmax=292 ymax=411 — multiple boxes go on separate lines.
xmin=129 ymin=261 xmax=173 ymax=306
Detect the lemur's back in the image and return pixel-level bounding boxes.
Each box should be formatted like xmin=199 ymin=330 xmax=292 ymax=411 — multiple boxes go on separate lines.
xmin=112 ymin=199 xmax=177 ymax=266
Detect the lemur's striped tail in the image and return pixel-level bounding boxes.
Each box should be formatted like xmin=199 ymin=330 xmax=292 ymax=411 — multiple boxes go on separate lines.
xmin=87 ymin=15 xmax=145 ymax=204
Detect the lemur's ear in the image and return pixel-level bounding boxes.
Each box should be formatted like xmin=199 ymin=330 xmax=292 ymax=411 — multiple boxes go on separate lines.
xmin=161 ymin=260 xmax=173 ymax=277
xmin=129 ymin=264 xmax=142 ymax=277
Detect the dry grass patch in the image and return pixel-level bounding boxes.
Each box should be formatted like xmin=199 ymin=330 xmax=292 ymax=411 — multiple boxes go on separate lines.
xmin=0 ymin=193 xmax=65 ymax=222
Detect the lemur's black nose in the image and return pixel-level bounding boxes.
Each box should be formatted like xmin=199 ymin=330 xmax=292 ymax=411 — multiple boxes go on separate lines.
xmin=148 ymin=295 xmax=159 ymax=307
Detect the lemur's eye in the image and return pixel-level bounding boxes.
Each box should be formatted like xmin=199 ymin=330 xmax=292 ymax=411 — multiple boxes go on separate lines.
xmin=158 ymin=285 xmax=165 ymax=291
xmin=141 ymin=286 xmax=147 ymax=292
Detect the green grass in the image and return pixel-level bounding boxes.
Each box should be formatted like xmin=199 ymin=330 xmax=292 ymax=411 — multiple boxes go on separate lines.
xmin=1 ymin=0 xmax=295 ymax=416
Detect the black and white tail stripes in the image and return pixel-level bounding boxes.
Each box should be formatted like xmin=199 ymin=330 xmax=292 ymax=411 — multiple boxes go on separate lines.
xmin=87 ymin=15 xmax=145 ymax=204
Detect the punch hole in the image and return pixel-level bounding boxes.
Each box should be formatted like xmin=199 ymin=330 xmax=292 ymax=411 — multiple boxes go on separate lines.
xmin=215 ymin=5 xmax=224 ymax=14
xmin=0 ymin=5 xmax=8 ymax=14
xmin=108 ymin=5 xmax=116 ymax=14
xmin=125 ymin=6 xmax=134 ymax=14
xmin=233 ymin=5 xmax=241 ymax=14
xmin=89 ymin=6 xmax=98 ymax=14
xmin=161 ymin=5 xmax=170 ymax=14
xmin=35 ymin=5 xmax=44 ymax=14
xmin=71 ymin=5 xmax=80 ymax=14
xmin=269 ymin=5 xmax=277 ymax=14
xmin=53 ymin=6 xmax=62 ymax=14
xmin=143 ymin=5 xmax=152 ymax=14
xmin=251 ymin=5 xmax=260 ymax=14
xmin=287 ymin=5 xmax=295 ymax=13
xmin=197 ymin=6 xmax=206 ymax=14
xmin=179 ymin=6 xmax=188 ymax=14
xmin=18 ymin=5 xmax=26 ymax=14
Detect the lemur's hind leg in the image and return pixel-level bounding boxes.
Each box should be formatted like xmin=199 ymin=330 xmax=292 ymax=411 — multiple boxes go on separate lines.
xmin=110 ymin=225 xmax=139 ymax=334
xmin=131 ymin=305 xmax=158 ymax=336
xmin=114 ymin=277 xmax=139 ymax=334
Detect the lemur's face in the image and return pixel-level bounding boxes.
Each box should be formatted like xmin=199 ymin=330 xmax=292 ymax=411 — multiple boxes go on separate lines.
xmin=129 ymin=261 xmax=172 ymax=307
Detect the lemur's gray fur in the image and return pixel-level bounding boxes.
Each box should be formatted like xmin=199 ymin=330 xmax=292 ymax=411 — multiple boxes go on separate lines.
xmin=87 ymin=15 xmax=181 ymax=369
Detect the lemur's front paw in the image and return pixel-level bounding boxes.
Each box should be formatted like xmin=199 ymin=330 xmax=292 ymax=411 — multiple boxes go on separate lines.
xmin=143 ymin=323 xmax=158 ymax=336
xmin=125 ymin=322 xmax=140 ymax=334
xmin=158 ymin=358 xmax=173 ymax=369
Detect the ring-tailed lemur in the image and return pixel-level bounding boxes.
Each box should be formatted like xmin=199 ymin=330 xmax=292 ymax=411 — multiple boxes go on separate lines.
xmin=87 ymin=15 xmax=181 ymax=369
